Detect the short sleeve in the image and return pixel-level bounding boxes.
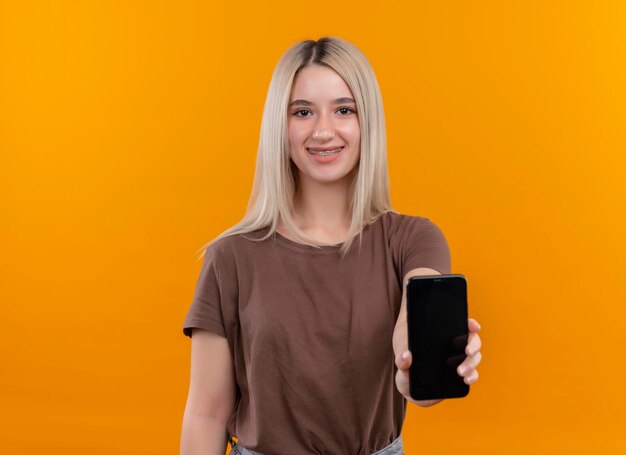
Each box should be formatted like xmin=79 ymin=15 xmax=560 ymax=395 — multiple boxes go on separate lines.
xmin=400 ymin=217 xmax=451 ymax=280
xmin=182 ymin=245 xmax=226 ymax=338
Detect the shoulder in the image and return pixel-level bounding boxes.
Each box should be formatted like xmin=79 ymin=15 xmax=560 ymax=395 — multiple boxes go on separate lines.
xmin=382 ymin=210 xmax=427 ymax=225
xmin=202 ymin=227 xmax=270 ymax=266
xmin=383 ymin=211 xmax=451 ymax=275
xmin=382 ymin=210 xmax=446 ymax=241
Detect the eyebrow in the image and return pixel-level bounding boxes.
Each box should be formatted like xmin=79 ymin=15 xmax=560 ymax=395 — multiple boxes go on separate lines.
xmin=288 ymin=97 xmax=356 ymax=107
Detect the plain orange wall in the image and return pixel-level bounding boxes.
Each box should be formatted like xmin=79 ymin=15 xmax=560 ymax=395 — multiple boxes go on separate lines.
xmin=1 ymin=1 xmax=625 ymax=453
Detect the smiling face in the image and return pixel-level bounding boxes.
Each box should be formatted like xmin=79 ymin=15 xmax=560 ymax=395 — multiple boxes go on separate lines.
xmin=287 ymin=64 xmax=361 ymax=186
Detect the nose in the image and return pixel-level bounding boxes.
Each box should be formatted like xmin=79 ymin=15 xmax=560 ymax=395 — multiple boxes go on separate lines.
xmin=312 ymin=111 xmax=335 ymax=141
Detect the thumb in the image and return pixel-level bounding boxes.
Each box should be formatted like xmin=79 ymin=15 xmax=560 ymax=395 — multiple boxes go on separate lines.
xmin=395 ymin=350 xmax=412 ymax=370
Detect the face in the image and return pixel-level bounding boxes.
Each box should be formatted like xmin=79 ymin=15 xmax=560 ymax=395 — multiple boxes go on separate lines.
xmin=287 ymin=64 xmax=361 ymax=185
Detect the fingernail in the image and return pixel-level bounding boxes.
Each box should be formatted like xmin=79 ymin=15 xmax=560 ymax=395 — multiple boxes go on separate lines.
xmin=458 ymin=366 xmax=465 ymax=375
xmin=402 ymin=351 xmax=409 ymax=360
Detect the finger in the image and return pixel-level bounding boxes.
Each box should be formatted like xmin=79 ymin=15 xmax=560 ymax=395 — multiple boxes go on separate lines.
xmin=457 ymin=351 xmax=482 ymax=376
xmin=463 ymin=368 xmax=479 ymax=384
xmin=395 ymin=366 xmax=410 ymax=396
xmin=395 ymin=350 xmax=412 ymax=371
xmin=465 ymin=332 xmax=482 ymax=356
xmin=468 ymin=318 xmax=481 ymax=333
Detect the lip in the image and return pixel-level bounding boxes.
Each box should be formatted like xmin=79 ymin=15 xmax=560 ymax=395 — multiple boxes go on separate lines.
xmin=306 ymin=145 xmax=345 ymax=151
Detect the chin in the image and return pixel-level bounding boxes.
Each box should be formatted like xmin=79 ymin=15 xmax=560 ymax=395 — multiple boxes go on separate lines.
xmin=309 ymin=169 xmax=356 ymax=184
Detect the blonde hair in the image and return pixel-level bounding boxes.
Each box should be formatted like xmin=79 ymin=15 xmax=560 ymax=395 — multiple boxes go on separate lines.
xmin=197 ymin=36 xmax=395 ymax=260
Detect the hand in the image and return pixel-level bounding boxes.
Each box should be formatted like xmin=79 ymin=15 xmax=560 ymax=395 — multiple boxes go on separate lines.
xmin=395 ymin=348 xmax=441 ymax=407
xmin=394 ymin=318 xmax=483 ymax=406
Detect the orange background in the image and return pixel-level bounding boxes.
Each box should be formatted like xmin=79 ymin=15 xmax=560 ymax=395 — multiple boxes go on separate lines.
xmin=1 ymin=1 xmax=625 ymax=453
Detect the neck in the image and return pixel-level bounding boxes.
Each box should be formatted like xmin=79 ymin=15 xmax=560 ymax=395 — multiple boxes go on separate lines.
xmin=292 ymin=171 xmax=355 ymax=231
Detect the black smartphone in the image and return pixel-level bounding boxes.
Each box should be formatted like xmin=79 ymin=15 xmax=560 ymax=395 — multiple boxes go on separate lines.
xmin=406 ymin=274 xmax=469 ymax=400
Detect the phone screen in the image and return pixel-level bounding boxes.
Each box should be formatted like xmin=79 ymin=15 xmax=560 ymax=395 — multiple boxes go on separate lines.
xmin=407 ymin=274 xmax=469 ymax=400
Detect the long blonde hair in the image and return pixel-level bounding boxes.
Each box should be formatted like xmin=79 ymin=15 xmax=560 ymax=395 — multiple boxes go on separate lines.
xmin=197 ymin=36 xmax=395 ymax=260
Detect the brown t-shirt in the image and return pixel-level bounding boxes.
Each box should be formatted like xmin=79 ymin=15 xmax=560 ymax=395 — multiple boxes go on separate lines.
xmin=182 ymin=211 xmax=451 ymax=455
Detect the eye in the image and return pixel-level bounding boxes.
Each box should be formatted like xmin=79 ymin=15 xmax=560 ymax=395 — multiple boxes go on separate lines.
xmin=293 ymin=109 xmax=311 ymax=117
xmin=337 ymin=107 xmax=356 ymax=115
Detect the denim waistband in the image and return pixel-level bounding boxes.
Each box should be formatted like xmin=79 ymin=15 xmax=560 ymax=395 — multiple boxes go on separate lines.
xmin=229 ymin=434 xmax=404 ymax=455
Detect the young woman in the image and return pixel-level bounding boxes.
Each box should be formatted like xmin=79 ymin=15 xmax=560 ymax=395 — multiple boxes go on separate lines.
xmin=180 ymin=36 xmax=482 ymax=455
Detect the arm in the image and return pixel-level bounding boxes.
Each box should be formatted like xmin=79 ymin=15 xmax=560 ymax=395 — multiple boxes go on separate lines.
xmin=392 ymin=267 xmax=445 ymax=407
xmin=180 ymin=329 xmax=237 ymax=455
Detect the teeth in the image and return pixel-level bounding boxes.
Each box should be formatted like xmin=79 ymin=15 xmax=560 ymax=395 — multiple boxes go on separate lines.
xmin=308 ymin=146 xmax=343 ymax=156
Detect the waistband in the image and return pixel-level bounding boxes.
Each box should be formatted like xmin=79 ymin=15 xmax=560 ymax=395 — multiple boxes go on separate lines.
xmin=229 ymin=434 xmax=404 ymax=455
